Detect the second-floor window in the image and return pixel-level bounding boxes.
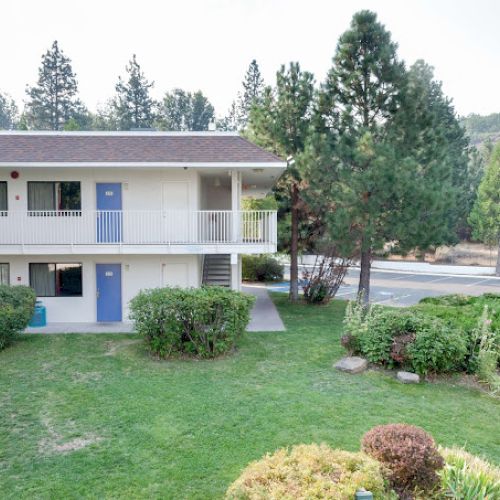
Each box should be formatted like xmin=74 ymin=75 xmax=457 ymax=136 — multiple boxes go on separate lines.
xmin=0 ymin=182 xmax=7 ymax=215
xmin=27 ymin=181 xmax=81 ymax=213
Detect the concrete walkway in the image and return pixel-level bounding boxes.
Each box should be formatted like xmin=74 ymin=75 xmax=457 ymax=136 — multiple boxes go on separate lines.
xmin=243 ymin=284 xmax=286 ymax=332
xmin=25 ymin=322 xmax=134 ymax=334
xmin=25 ymin=285 xmax=285 ymax=334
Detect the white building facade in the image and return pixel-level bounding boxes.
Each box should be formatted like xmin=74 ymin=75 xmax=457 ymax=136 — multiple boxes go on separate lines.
xmin=0 ymin=131 xmax=285 ymax=323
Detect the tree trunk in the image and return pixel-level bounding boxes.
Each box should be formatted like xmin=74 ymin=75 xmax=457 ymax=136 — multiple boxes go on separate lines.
xmin=496 ymin=237 xmax=500 ymax=277
xmin=289 ymin=183 xmax=299 ymax=302
xmin=358 ymin=246 xmax=372 ymax=305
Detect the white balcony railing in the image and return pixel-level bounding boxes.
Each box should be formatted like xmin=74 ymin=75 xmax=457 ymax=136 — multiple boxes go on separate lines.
xmin=0 ymin=210 xmax=277 ymax=246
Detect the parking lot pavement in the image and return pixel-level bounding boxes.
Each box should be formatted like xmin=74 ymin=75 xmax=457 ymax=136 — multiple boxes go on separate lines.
xmin=272 ymin=266 xmax=500 ymax=306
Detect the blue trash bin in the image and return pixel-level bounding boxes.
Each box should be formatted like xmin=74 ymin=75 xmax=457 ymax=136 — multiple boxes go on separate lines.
xmin=29 ymin=300 xmax=47 ymax=328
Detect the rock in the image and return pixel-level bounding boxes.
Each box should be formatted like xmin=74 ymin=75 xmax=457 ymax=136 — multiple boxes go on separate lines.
xmin=334 ymin=356 xmax=368 ymax=374
xmin=397 ymin=371 xmax=420 ymax=384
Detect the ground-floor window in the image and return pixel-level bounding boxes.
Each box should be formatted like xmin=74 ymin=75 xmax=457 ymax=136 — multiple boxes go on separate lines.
xmin=0 ymin=182 xmax=7 ymax=215
xmin=29 ymin=263 xmax=83 ymax=297
xmin=0 ymin=263 xmax=9 ymax=285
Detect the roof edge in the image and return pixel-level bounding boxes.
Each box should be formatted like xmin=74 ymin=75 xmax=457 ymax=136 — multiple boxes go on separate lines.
xmin=0 ymin=130 xmax=240 ymax=137
xmin=0 ymin=161 xmax=287 ymax=168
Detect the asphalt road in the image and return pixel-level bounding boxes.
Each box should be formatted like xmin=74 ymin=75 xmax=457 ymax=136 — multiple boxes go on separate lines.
xmin=271 ymin=266 xmax=500 ymax=306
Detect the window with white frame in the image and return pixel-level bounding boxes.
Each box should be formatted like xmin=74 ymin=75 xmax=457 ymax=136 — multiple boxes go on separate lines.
xmin=29 ymin=263 xmax=83 ymax=297
xmin=0 ymin=263 xmax=9 ymax=285
xmin=0 ymin=182 xmax=7 ymax=215
xmin=27 ymin=181 xmax=81 ymax=213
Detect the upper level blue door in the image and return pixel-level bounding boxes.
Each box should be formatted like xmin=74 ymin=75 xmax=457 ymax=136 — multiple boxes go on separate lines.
xmin=96 ymin=183 xmax=122 ymax=243
xmin=96 ymin=263 xmax=122 ymax=321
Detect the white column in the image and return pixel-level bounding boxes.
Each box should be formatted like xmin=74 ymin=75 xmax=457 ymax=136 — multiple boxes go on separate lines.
xmin=231 ymin=170 xmax=241 ymax=243
xmin=230 ymin=253 xmax=241 ymax=291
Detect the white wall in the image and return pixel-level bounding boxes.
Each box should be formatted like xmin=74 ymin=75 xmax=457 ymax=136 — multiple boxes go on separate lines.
xmin=0 ymin=167 xmax=201 ymax=212
xmin=5 ymin=254 xmax=201 ymax=323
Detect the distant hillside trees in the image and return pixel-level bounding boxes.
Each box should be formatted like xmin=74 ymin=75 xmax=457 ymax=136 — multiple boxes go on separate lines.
xmin=461 ymin=112 xmax=500 ymax=146
xmin=0 ymin=92 xmax=18 ymax=129
xmin=469 ymin=143 xmax=500 ymax=275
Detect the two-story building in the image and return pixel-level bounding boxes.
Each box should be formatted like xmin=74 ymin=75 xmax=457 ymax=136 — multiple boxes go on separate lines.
xmin=0 ymin=131 xmax=285 ymax=323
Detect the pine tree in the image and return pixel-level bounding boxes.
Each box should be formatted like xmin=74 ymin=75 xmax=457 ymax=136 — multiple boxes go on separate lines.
xmin=217 ymin=100 xmax=238 ymax=131
xmin=248 ymin=63 xmax=315 ymax=302
xmin=469 ymin=143 xmax=500 ymax=275
xmin=304 ymin=11 xmax=465 ymax=303
xmin=237 ymin=60 xmax=264 ymax=129
xmin=25 ymin=41 xmax=85 ymax=130
xmin=157 ymin=89 xmax=215 ymax=131
xmin=112 ymin=55 xmax=155 ymax=130
xmin=189 ymin=91 xmax=215 ymax=131
xmin=0 ymin=92 xmax=18 ymax=129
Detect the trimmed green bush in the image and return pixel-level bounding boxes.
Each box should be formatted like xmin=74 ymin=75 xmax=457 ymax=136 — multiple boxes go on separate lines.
xmin=0 ymin=284 xmax=36 ymax=350
xmin=438 ymin=447 xmax=500 ymax=499
xmin=225 ymin=444 xmax=391 ymax=499
xmin=129 ymin=286 xmax=255 ymax=359
xmin=362 ymin=424 xmax=444 ymax=498
xmin=242 ymin=254 xmax=283 ymax=282
xmin=344 ymin=304 xmax=468 ymax=374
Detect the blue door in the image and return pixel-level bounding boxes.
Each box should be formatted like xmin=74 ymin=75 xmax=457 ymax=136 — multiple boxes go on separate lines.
xmin=96 ymin=264 xmax=122 ymax=321
xmin=96 ymin=183 xmax=122 ymax=243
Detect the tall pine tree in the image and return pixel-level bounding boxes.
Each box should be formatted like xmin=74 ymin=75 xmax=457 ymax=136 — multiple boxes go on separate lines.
xmin=248 ymin=63 xmax=315 ymax=302
xmin=25 ymin=41 xmax=86 ymax=130
xmin=237 ymin=59 xmax=264 ymax=129
xmin=305 ymin=12 xmax=466 ymax=303
xmin=112 ymin=55 xmax=155 ymax=130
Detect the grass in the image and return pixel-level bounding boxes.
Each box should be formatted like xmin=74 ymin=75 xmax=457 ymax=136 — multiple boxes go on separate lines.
xmin=1 ymin=296 xmax=499 ymax=499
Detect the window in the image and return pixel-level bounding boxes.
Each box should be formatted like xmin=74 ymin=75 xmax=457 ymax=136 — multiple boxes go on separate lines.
xmin=27 ymin=182 xmax=81 ymax=213
xmin=0 ymin=182 xmax=7 ymax=215
xmin=0 ymin=263 xmax=9 ymax=285
xmin=29 ymin=263 xmax=82 ymax=297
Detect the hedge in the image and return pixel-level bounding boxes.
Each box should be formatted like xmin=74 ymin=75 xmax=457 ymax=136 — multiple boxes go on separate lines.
xmin=0 ymin=284 xmax=36 ymax=350
xmin=129 ymin=286 xmax=255 ymax=358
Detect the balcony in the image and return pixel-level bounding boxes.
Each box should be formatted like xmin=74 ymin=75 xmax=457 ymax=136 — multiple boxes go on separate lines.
xmin=0 ymin=210 xmax=277 ymax=255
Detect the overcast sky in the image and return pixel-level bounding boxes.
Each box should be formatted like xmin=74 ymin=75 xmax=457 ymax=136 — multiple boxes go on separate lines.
xmin=3 ymin=0 xmax=500 ymax=118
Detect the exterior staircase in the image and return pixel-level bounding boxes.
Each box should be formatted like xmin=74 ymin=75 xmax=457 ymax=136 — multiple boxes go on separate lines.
xmin=202 ymin=254 xmax=231 ymax=287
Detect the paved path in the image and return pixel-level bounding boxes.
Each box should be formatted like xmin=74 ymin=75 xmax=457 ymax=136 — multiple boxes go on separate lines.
xmin=243 ymin=284 xmax=286 ymax=331
xmin=272 ymin=267 xmax=500 ymax=307
xmin=25 ymin=286 xmax=286 ymax=334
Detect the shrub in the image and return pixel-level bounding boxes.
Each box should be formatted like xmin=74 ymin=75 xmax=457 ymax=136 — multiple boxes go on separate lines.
xmin=438 ymin=447 xmax=500 ymax=499
xmin=242 ymin=255 xmax=283 ymax=282
xmin=129 ymin=286 xmax=255 ymax=359
xmin=362 ymin=424 xmax=444 ymax=498
xmin=342 ymin=306 xmax=468 ymax=374
xmin=225 ymin=444 xmax=390 ymax=500
xmin=0 ymin=284 xmax=36 ymax=350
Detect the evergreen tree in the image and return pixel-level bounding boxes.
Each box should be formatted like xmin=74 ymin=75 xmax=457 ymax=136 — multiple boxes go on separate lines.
xmin=237 ymin=60 xmax=264 ymax=128
xmin=217 ymin=100 xmax=238 ymax=131
xmin=0 ymin=92 xmax=18 ymax=129
xmin=157 ymin=89 xmax=214 ymax=131
xmin=248 ymin=63 xmax=315 ymax=301
xmin=112 ymin=55 xmax=156 ymax=130
xmin=304 ymin=11 xmax=464 ymax=303
xmin=190 ymin=91 xmax=215 ymax=130
xmin=469 ymin=143 xmax=500 ymax=275
xmin=25 ymin=41 xmax=85 ymax=130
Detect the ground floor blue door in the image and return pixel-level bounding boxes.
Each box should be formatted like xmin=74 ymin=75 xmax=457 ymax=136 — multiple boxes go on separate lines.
xmin=96 ymin=264 xmax=122 ymax=322
xmin=96 ymin=183 xmax=122 ymax=243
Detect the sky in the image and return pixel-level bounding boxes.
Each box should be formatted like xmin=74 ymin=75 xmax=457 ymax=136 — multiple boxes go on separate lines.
xmin=2 ymin=0 xmax=500 ymax=118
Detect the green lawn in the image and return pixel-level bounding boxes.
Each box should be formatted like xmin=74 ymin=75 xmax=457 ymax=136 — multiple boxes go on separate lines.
xmin=1 ymin=296 xmax=499 ymax=499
